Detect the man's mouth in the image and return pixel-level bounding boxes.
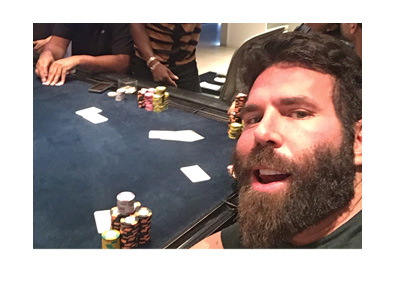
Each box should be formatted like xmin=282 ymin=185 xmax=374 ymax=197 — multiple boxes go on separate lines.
xmin=254 ymin=168 xmax=291 ymax=185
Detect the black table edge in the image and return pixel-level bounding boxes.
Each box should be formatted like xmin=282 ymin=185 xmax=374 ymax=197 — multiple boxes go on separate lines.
xmin=162 ymin=191 xmax=238 ymax=249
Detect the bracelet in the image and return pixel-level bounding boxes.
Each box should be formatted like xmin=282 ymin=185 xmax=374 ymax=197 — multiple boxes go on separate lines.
xmin=146 ymin=56 xmax=157 ymax=67
xmin=149 ymin=61 xmax=161 ymax=71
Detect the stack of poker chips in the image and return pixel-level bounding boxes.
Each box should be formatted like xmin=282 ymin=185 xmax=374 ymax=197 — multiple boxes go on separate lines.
xmin=120 ymin=215 xmax=140 ymax=249
xmin=110 ymin=200 xmax=141 ymax=230
xmin=137 ymin=86 xmax=168 ymax=112
xmin=144 ymin=92 xmax=154 ymax=111
xmin=116 ymin=191 xmax=136 ymax=215
xmin=153 ymin=86 xmax=166 ymax=112
xmin=106 ymin=191 xmax=153 ymax=249
xmin=228 ymin=93 xmax=247 ymax=139
xmin=137 ymin=88 xmax=146 ymax=108
xmin=101 ymin=229 xmax=121 ymax=249
xmin=163 ymin=92 xmax=169 ymax=110
xmin=134 ymin=207 xmax=153 ymax=245
xmin=115 ymin=87 xmax=126 ymax=101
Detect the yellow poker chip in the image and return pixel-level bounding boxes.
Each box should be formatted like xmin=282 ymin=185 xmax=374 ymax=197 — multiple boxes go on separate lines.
xmin=107 ymin=91 xmax=117 ymax=97
xmin=102 ymin=229 xmax=120 ymax=240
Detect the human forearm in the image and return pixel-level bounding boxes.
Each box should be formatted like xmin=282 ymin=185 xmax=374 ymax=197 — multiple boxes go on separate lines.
xmin=129 ymin=23 xmax=154 ymax=61
xmin=73 ymin=54 xmax=131 ymax=74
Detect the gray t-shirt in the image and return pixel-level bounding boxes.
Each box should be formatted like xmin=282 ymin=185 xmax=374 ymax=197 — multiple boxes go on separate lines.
xmin=221 ymin=211 xmax=362 ymax=249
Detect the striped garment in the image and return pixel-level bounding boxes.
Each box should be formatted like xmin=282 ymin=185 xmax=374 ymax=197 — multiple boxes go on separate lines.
xmin=135 ymin=23 xmax=201 ymax=67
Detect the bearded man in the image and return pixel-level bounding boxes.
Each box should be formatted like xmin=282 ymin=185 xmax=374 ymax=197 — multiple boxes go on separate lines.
xmin=191 ymin=31 xmax=362 ymax=249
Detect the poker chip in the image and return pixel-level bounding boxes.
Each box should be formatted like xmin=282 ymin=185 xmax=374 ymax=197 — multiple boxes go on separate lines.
xmin=155 ymin=86 xmax=166 ymax=95
xmin=101 ymin=229 xmax=121 ymax=249
xmin=125 ymin=86 xmax=137 ymax=95
xmin=134 ymin=207 xmax=152 ymax=245
xmin=107 ymin=91 xmax=117 ymax=97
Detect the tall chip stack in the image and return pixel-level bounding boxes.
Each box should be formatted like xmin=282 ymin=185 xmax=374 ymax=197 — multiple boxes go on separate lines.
xmin=137 ymin=88 xmax=146 ymax=108
xmin=134 ymin=207 xmax=152 ymax=245
xmin=111 ymin=206 xmax=125 ymax=230
xmin=228 ymin=93 xmax=247 ymax=139
xmin=153 ymin=86 xmax=166 ymax=113
xmin=144 ymin=92 xmax=154 ymax=111
xmin=120 ymin=215 xmax=140 ymax=249
xmin=163 ymin=92 xmax=169 ymax=110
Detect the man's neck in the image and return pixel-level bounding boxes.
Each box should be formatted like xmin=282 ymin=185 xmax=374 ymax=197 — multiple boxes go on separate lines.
xmin=290 ymin=172 xmax=362 ymax=246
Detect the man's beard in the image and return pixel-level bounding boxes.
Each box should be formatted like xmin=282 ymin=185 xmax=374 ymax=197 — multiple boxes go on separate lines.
xmin=232 ymin=138 xmax=356 ymax=248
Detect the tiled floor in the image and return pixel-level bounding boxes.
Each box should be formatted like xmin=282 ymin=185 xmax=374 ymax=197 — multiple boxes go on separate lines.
xmin=196 ymin=23 xmax=236 ymax=76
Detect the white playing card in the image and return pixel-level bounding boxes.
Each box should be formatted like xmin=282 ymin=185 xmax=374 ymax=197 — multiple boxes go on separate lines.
xmin=148 ymin=130 xmax=204 ymax=142
xmin=94 ymin=210 xmax=111 ymax=234
xmin=75 ymin=106 xmax=102 ymax=116
xmin=148 ymin=130 xmax=172 ymax=139
xmin=82 ymin=113 xmax=108 ymax=124
xmin=200 ymin=81 xmax=222 ymax=91
xmin=175 ymin=130 xmax=204 ymax=142
xmin=180 ymin=165 xmax=211 ymax=183
xmin=214 ymin=77 xmax=226 ymax=84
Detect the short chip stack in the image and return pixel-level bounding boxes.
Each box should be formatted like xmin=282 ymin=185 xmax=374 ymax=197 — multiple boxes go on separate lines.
xmin=135 ymin=207 xmax=152 ymax=245
xmin=116 ymin=191 xmax=136 ymax=215
xmin=101 ymin=229 xmax=121 ymax=249
xmin=116 ymin=87 xmax=126 ymax=101
xmin=228 ymin=93 xmax=247 ymax=139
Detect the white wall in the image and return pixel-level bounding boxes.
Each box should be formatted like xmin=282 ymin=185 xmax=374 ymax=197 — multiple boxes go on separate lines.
xmin=220 ymin=23 xmax=301 ymax=48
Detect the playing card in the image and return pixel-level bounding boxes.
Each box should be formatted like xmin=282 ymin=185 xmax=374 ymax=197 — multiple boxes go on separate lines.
xmin=180 ymin=165 xmax=211 ymax=183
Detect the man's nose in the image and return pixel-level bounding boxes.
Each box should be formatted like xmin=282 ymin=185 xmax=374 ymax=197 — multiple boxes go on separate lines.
xmin=253 ymin=110 xmax=283 ymax=148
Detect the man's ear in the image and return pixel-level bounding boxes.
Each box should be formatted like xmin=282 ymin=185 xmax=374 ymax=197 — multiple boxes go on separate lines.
xmin=349 ymin=23 xmax=358 ymax=34
xmin=354 ymin=119 xmax=362 ymax=167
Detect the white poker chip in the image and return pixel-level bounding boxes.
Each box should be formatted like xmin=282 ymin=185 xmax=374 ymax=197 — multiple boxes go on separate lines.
xmin=107 ymin=91 xmax=117 ymax=97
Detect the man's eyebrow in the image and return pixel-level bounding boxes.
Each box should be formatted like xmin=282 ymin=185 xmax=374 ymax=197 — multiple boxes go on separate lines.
xmin=239 ymin=104 xmax=262 ymax=117
xmin=279 ymin=96 xmax=318 ymax=108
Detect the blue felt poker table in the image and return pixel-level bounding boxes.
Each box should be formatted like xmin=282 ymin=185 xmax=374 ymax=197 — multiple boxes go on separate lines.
xmin=33 ymin=66 xmax=239 ymax=249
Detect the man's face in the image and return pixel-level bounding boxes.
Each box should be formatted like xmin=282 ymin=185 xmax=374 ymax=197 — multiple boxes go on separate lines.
xmin=340 ymin=23 xmax=353 ymax=41
xmin=234 ymin=65 xmax=356 ymax=248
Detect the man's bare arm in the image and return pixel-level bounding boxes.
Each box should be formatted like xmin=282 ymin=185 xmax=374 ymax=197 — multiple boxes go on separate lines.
xmin=190 ymin=231 xmax=224 ymax=249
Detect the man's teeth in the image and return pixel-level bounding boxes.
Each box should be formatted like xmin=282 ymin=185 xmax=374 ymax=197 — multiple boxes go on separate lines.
xmin=259 ymin=169 xmax=284 ymax=176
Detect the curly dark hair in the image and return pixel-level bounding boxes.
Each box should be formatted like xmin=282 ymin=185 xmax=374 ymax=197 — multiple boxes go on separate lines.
xmin=238 ymin=31 xmax=362 ymax=142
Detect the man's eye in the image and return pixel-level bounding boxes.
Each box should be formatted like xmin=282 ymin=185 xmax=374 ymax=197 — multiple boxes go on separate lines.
xmin=244 ymin=116 xmax=262 ymax=125
xmin=290 ymin=110 xmax=310 ymax=119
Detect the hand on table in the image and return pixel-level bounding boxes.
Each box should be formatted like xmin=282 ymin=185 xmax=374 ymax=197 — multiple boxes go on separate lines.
xmin=33 ymin=36 xmax=52 ymax=54
xmin=36 ymin=55 xmax=79 ymax=86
